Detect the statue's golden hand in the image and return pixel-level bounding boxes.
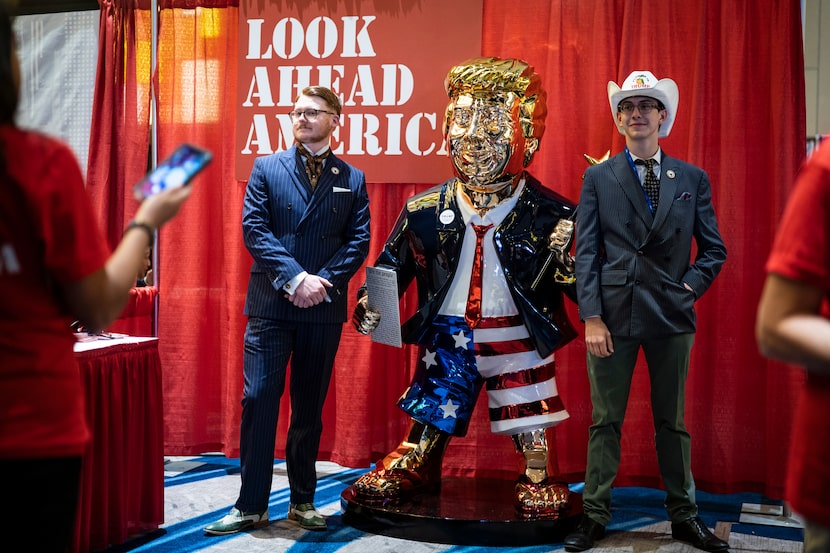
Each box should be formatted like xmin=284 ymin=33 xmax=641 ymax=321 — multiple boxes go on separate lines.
xmin=352 ymin=295 xmax=381 ymax=335
xmin=547 ymin=219 xmax=576 ymax=285
xmin=548 ymin=218 xmax=574 ymax=252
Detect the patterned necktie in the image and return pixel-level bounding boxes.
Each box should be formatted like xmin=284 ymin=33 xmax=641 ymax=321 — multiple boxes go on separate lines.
xmin=465 ymin=223 xmax=494 ymax=329
xmin=636 ymin=158 xmax=660 ymax=211
xmin=296 ymin=144 xmax=330 ymax=190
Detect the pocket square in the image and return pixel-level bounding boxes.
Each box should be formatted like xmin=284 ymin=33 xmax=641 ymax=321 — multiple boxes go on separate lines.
xmin=332 ymin=186 xmax=351 ymax=193
xmin=675 ymin=191 xmax=692 ymax=201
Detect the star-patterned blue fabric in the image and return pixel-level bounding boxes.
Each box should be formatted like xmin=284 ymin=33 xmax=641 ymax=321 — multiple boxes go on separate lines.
xmin=397 ymin=316 xmax=481 ymax=436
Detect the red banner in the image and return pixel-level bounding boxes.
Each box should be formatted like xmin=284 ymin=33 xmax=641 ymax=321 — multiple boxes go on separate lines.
xmin=236 ymin=0 xmax=483 ymax=183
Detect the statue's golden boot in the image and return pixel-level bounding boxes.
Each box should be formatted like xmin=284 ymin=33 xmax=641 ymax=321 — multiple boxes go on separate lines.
xmin=512 ymin=428 xmax=570 ymax=518
xmin=514 ymin=476 xmax=570 ymax=517
xmin=353 ymin=420 xmax=450 ymax=501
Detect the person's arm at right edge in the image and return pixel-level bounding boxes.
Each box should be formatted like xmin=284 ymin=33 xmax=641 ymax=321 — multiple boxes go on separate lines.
xmin=756 ymin=273 xmax=830 ymax=374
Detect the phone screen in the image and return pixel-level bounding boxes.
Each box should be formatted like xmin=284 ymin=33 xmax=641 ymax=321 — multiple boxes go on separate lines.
xmin=133 ymin=143 xmax=213 ymax=199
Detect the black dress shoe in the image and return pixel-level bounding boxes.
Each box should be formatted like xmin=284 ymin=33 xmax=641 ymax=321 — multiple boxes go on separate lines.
xmin=563 ymin=516 xmax=606 ymax=552
xmin=671 ymin=516 xmax=729 ymax=551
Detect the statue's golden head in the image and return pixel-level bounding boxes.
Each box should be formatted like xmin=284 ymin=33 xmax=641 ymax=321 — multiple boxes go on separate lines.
xmin=444 ymin=57 xmax=546 ymax=171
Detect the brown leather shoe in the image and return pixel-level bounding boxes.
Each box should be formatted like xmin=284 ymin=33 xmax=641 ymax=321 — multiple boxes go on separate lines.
xmin=671 ymin=516 xmax=729 ymax=551
xmin=563 ymin=516 xmax=605 ymax=552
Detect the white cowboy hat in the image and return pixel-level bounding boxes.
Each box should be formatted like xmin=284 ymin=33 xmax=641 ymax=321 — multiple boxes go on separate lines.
xmin=607 ymin=70 xmax=679 ymax=138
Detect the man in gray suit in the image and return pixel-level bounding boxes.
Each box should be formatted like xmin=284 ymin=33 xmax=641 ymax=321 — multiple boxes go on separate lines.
xmin=565 ymin=71 xmax=727 ymax=552
xmin=205 ymin=86 xmax=370 ymax=535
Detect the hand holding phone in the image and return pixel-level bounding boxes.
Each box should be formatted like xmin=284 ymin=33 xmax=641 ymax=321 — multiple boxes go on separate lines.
xmin=133 ymin=143 xmax=212 ymax=200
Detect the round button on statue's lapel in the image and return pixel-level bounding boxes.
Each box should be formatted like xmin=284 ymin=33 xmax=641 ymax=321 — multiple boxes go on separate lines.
xmin=331 ymin=167 xmax=340 ymax=175
xmin=666 ymin=170 xmax=676 ymax=179
xmin=439 ymin=209 xmax=455 ymax=224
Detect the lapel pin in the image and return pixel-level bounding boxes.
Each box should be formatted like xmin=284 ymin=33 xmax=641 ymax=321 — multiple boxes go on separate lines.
xmin=439 ymin=209 xmax=455 ymax=224
xmin=331 ymin=167 xmax=340 ymax=175
xmin=666 ymin=169 xmax=676 ymax=179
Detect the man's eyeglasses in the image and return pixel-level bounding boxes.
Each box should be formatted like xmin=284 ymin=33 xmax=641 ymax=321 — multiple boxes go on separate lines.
xmin=288 ymin=109 xmax=336 ymax=121
xmin=617 ymin=101 xmax=662 ymax=114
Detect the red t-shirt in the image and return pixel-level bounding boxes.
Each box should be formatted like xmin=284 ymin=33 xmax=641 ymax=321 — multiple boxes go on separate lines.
xmin=0 ymin=126 xmax=110 ymax=459
xmin=765 ymin=142 xmax=830 ymax=527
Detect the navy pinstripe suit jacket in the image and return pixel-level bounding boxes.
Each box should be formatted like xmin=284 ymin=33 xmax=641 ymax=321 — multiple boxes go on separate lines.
xmin=575 ymin=151 xmax=726 ymax=337
xmin=242 ymin=145 xmax=371 ymax=324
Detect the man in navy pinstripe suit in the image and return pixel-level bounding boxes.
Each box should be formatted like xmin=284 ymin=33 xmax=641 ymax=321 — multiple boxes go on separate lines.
xmin=205 ymin=86 xmax=370 ymax=535
xmin=565 ymin=71 xmax=727 ymax=552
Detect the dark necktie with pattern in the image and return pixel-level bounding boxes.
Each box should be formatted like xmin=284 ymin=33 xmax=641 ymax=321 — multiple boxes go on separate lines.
xmin=296 ymin=144 xmax=330 ymax=190
xmin=465 ymin=223 xmax=494 ymax=329
xmin=635 ymin=158 xmax=660 ymax=211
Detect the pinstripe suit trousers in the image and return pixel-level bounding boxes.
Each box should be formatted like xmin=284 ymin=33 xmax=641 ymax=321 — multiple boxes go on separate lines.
xmin=235 ymin=316 xmax=342 ymax=511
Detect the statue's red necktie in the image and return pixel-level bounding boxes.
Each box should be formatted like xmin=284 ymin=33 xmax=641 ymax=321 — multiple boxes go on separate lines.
xmin=465 ymin=223 xmax=494 ymax=329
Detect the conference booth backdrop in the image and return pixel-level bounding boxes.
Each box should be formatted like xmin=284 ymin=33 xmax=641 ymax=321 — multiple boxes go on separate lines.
xmin=17 ymin=0 xmax=806 ymax=500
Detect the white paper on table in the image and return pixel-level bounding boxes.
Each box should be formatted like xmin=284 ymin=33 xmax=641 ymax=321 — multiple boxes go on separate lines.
xmin=365 ymin=265 xmax=403 ymax=348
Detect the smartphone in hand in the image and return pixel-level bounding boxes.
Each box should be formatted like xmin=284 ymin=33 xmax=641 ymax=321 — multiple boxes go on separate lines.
xmin=133 ymin=143 xmax=213 ymax=200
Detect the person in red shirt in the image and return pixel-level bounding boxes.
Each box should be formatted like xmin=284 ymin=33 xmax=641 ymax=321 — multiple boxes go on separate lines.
xmin=0 ymin=3 xmax=193 ymax=550
xmin=756 ymin=141 xmax=830 ymax=553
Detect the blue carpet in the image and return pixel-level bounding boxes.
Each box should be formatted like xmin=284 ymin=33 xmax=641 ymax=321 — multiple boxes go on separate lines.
xmin=163 ymin=455 xmax=242 ymax=486
xmin=106 ymin=456 xmax=803 ymax=553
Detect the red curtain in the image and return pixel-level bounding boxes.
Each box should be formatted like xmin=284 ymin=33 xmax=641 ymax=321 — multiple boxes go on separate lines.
xmin=106 ymin=286 xmax=158 ymax=336
xmin=87 ymin=0 xmax=806 ymax=499
xmin=87 ymin=0 xmax=152 ymax=249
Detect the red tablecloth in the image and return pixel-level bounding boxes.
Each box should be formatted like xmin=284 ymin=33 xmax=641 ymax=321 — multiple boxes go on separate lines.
xmin=73 ymin=337 xmax=164 ymax=553
xmin=107 ymin=286 xmax=157 ymax=336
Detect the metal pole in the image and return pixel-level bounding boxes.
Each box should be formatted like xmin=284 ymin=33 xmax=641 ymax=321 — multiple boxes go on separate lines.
xmin=150 ymin=0 xmax=159 ymax=336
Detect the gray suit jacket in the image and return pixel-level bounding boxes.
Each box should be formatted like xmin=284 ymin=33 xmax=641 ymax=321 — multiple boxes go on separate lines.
xmin=242 ymin=146 xmax=371 ymax=324
xmin=575 ymin=151 xmax=726 ymax=337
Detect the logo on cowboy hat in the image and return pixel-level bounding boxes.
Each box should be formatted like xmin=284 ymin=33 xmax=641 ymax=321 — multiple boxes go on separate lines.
xmin=607 ymin=70 xmax=679 ymax=138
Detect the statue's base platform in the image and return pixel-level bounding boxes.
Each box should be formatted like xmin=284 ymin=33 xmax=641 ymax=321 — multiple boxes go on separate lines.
xmin=341 ymin=477 xmax=582 ymax=546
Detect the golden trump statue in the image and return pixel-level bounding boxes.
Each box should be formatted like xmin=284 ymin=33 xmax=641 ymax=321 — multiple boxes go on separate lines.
xmin=352 ymin=57 xmax=578 ymax=518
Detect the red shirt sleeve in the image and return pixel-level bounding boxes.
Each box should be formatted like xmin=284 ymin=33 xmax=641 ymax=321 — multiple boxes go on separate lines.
xmin=766 ymin=144 xmax=830 ymax=293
